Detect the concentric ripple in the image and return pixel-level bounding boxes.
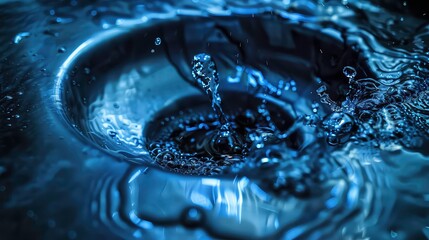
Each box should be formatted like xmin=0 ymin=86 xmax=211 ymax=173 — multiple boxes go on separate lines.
xmin=51 ymin=0 xmax=429 ymax=239
xmin=91 ymin=143 xmax=387 ymax=239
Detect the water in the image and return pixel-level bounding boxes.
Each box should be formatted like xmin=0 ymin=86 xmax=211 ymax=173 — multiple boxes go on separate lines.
xmin=146 ymin=88 xmax=297 ymax=175
xmin=2 ymin=0 xmax=429 ymax=239
xmin=147 ymin=52 xmax=311 ymax=177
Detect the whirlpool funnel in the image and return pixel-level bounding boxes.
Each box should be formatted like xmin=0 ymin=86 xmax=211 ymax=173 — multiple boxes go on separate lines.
xmin=2 ymin=1 xmax=429 ymax=240
xmin=58 ymin=16 xmax=365 ymax=166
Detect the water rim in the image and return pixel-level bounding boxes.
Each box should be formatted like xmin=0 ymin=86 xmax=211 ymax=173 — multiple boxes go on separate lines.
xmin=53 ymin=13 xmax=370 ymax=164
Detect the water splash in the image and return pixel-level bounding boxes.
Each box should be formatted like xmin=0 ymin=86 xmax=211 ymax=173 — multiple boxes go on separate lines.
xmin=317 ymin=63 xmax=429 ymax=150
xmin=191 ymin=53 xmax=244 ymax=154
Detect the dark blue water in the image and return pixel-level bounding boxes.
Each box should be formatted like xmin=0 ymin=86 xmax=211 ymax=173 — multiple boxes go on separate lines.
xmin=1 ymin=0 xmax=429 ymax=239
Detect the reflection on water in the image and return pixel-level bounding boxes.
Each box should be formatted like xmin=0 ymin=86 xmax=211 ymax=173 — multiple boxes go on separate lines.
xmin=1 ymin=0 xmax=429 ymax=239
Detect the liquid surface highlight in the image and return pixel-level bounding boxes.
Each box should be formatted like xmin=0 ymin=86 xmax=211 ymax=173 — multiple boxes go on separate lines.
xmin=1 ymin=0 xmax=429 ymax=240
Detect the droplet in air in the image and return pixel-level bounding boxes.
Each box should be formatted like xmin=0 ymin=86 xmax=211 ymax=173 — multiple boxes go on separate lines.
xmin=343 ymin=66 xmax=357 ymax=79
xmin=155 ymin=37 xmax=161 ymax=46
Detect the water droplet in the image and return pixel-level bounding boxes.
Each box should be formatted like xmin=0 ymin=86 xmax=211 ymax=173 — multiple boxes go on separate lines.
xmin=343 ymin=66 xmax=357 ymax=79
xmin=58 ymin=47 xmax=66 ymax=53
xmin=155 ymin=37 xmax=161 ymax=45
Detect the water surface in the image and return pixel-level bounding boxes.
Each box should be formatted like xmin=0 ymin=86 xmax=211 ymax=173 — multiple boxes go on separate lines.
xmin=1 ymin=0 xmax=429 ymax=239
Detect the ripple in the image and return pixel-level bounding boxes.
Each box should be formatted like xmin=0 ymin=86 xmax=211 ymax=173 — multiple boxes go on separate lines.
xmin=90 ymin=141 xmax=386 ymax=239
xmin=48 ymin=0 xmax=429 ymax=239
